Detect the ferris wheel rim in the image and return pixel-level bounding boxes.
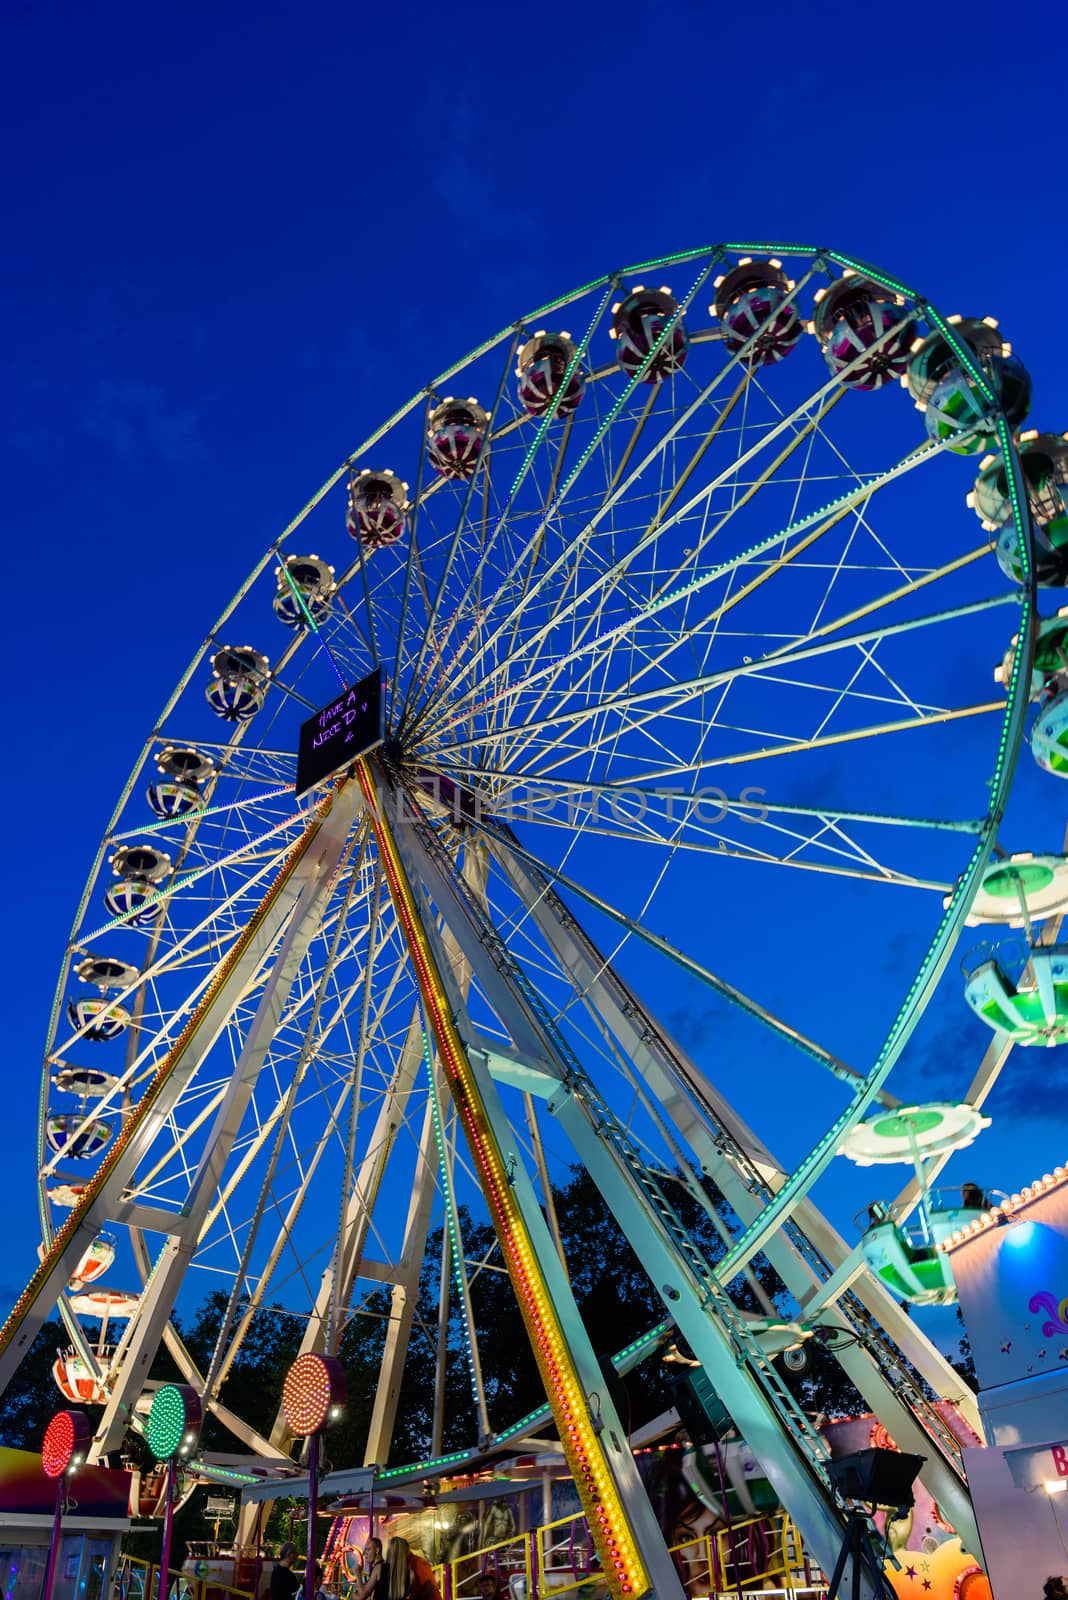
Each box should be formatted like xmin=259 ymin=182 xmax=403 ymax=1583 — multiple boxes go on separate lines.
xmin=29 ymin=240 xmax=1039 ymax=1469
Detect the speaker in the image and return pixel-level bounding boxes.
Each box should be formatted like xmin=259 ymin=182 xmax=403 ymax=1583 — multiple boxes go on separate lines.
xmin=668 ymin=1370 xmax=734 ymax=1445
xmin=827 ymin=1447 xmax=924 ymax=1508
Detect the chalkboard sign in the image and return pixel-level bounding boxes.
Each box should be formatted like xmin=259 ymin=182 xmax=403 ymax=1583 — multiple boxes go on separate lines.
xmin=296 ymin=668 xmax=383 ymax=797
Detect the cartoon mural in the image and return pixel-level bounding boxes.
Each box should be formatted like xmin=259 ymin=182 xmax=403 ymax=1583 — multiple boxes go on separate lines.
xmin=824 ymin=1414 xmax=991 ymax=1600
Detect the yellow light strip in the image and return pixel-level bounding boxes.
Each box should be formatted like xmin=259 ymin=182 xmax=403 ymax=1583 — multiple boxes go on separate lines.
xmin=0 ymin=785 xmax=342 ymax=1360
xmin=943 ymin=1163 xmax=1068 ymax=1252
xmin=357 ymin=761 xmax=650 ymax=1600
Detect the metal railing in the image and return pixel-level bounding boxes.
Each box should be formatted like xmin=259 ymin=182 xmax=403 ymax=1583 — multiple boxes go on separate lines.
xmin=433 ymin=1526 xmax=533 ymax=1600
xmin=669 ymin=1510 xmax=824 ymax=1596
xmin=113 ymin=1555 xmax=254 ymax=1600
xmin=114 ymin=1509 xmax=826 ymax=1600
xmin=430 ymin=1506 xmax=825 ymax=1600
xmin=534 ymin=1510 xmax=601 ymax=1600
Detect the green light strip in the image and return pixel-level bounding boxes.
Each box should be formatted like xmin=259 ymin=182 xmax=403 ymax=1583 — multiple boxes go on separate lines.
xmin=373 ymin=1323 xmax=673 ymax=1483
xmin=201 ymin=1465 xmax=263 ymax=1485
xmin=78 ymin=805 xmax=305 ymax=942
xmin=649 ymin=442 xmax=942 ymax=616
xmin=712 ymin=394 xmax=1035 ymax=1277
xmin=423 ymin=1032 xmax=482 ymax=1409
xmin=111 ymin=783 xmax=295 ymax=840
xmin=498 ymin=284 xmax=616 ymax=507
xmin=622 ymin=245 xmax=722 ymax=275
xmin=723 ymin=241 xmax=824 ymax=258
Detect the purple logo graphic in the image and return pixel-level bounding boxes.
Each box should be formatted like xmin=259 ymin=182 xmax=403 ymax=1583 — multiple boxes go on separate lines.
xmin=1028 ymin=1291 xmax=1068 ymax=1336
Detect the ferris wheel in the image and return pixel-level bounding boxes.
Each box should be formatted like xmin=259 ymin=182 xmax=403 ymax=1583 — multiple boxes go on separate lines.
xmin=3 ymin=241 xmax=1060 ymax=1597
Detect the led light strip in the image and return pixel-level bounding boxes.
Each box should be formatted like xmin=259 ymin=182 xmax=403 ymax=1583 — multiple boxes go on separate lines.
xmin=942 ymin=1164 xmax=1068 ymax=1251
xmin=357 ymin=759 xmax=649 ymax=1600
xmin=423 ymin=1034 xmax=482 ymax=1408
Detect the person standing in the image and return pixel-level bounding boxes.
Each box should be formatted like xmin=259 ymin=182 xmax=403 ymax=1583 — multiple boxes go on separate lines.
xmin=271 ymin=1545 xmax=301 ymax=1600
xmin=407 ymin=1542 xmax=442 ymax=1600
xmin=355 ymin=1538 xmax=384 ymax=1600
xmin=377 ymin=1539 xmax=413 ymax=1600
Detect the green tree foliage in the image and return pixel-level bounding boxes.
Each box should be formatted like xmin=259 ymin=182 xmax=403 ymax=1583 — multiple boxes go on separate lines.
xmin=0 ymin=1318 xmax=67 ymax=1449
xmin=4 ymin=1159 xmax=951 ymax=1571
xmin=949 ymin=1306 xmax=977 ymax=1391
xmin=178 ymin=1292 xmax=305 ymax=1451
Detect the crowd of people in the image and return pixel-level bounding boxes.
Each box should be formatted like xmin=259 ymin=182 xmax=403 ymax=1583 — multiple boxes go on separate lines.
xmin=272 ymin=1532 xmax=488 ymax=1600
xmin=351 ymin=1534 xmax=440 ymax=1600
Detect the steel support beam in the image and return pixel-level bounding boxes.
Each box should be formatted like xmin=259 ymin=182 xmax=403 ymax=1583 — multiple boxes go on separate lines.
xmin=88 ymin=784 xmax=361 ymax=1457
xmin=362 ymin=1099 xmax=440 ymax=1462
xmin=0 ymin=786 xmax=355 ymax=1398
xmin=364 ymin=767 xmax=684 ymax=1600
xmin=494 ymin=836 xmax=985 ymax=1482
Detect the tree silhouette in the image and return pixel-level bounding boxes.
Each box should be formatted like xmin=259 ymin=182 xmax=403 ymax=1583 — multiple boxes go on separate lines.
xmin=0 ymin=1318 xmax=67 ymax=1449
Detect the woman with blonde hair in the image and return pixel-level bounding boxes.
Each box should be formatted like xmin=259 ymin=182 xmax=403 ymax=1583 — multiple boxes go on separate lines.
xmin=378 ymin=1538 xmax=412 ymax=1600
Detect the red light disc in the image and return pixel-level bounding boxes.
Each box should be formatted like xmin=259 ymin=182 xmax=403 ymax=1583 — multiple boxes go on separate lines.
xmin=42 ymin=1410 xmax=90 ymax=1478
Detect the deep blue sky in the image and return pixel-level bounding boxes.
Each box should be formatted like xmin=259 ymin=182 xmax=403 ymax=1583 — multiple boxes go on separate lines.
xmin=3 ymin=0 xmax=1067 ymax=1325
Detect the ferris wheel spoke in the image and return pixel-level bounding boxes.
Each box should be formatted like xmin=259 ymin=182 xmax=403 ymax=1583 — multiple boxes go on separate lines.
xmin=323 ymin=576 xmax=379 ymax=666
xmin=505 ymin=778 xmax=954 ymax=890
xmin=325 ymin=855 xmax=385 ymax=1350
xmin=108 ymin=784 xmax=297 ymax=843
xmin=479 ymin=771 xmax=983 ymax=838
xmin=414 ymin=263 xmax=825 ymax=731
xmin=75 ymin=813 xmax=307 ymax=943
xmin=196 ymin=829 xmax=367 ymax=1373
xmin=404 ymin=379 xmax=606 ymax=734
xmin=487 ymin=410 xmax=589 ymax=716
xmin=499 ymin=691 xmax=1004 ymax=799
xmin=408 ymin=262 xmax=725 ymax=732
xmin=213 ymin=1038 xmax=428 ymax=1396
xmin=421 ymin=301 xmax=917 ymax=731
xmin=398 ymin=329 xmax=527 ymax=729
xmin=53 ymin=833 xmax=380 ymax=1143
xmin=471 ymin=818 xmax=870 ymax=1091
xmin=433 ymin=589 xmax=1014 ymax=781
xmin=459 ymin=375 xmax=776 ymax=743
xmin=394 ymin=397 xmax=449 ymax=659
xmin=426 ymin=469 xmax=947 ymax=772
xmin=423 ymin=428 xmax=950 ymax=759
xmin=581 ymin=529 xmax=986 ymax=765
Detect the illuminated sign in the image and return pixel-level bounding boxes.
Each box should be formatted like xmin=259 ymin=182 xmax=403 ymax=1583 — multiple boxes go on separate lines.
xmin=296 ymin=669 xmax=383 ymax=797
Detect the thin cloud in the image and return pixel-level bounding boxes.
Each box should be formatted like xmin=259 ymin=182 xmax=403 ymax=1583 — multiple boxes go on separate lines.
xmin=82 ymin=378 xmax=203 ymax=463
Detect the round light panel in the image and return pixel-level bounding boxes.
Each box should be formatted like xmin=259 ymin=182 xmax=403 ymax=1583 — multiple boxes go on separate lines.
xmin=145 ymin=1383 xmax=203 ymax=1461
xmin=41 ymin=1409 xmax=91 ymax=1478
xmin=281 ymin=1353 xmax=346 ymax=1437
